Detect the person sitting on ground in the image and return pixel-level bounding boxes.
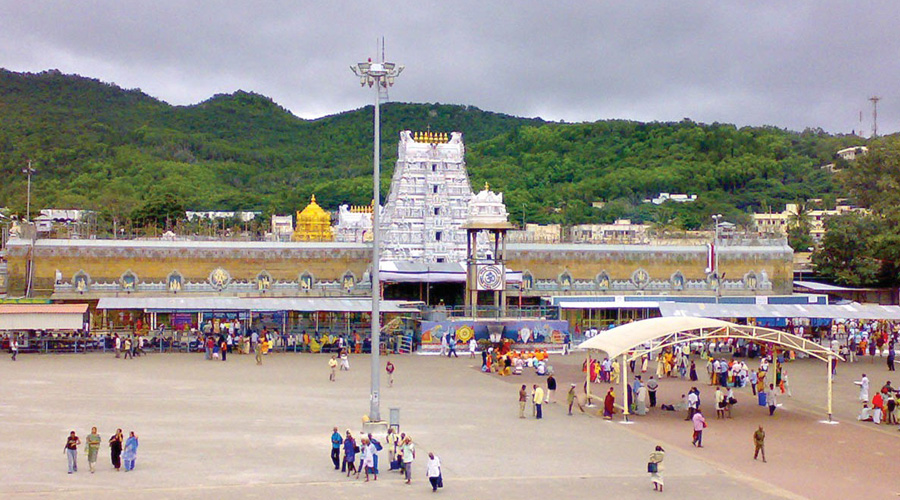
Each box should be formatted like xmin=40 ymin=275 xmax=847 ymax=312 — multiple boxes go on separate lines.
xmin=514 ymin=356 xmax=524 ymax=375
xmin=858 ymin=402 xmax=874 ymax=422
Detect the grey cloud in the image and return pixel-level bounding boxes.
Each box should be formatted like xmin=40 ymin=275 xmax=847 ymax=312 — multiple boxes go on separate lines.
xmin=0 ymin=1 xmax=896 ymax=134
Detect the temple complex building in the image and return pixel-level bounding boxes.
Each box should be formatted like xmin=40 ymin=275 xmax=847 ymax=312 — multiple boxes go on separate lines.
xmin=0 ymin=128 xmax=796 ymax=338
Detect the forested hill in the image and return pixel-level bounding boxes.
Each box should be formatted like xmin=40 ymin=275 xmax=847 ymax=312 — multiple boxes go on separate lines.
xmin=0 ymin=69 xmax=870 ymax=228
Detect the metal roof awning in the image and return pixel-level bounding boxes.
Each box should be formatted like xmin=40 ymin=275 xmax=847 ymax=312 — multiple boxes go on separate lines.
xmin=793 ymin=281 xmax=885 ymax=292
xmin=0 ymin=304 xmax=89 ymax=331
xmin=659 ymin=302 xmax=900 ymax=320
xmin=558 ymin=301 xmax=661 ymax=309
xmin=96 ymin=297 xmax=419 ymax=314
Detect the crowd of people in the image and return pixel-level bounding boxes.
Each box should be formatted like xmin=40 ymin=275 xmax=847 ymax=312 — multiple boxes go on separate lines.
xmin=482 ymin=346 xmax=553 ymax=376
xmin=64 ymin=428 xmax=138 ymax=474
xmin=329 ymin=427 xmax=443 ymax=491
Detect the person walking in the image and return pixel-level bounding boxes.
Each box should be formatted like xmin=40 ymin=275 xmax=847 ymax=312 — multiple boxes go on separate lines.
xmin=567 ymin=384 xmax=585 ymax=415
xmin=518 ymin=384 xmax=527 ymax=418
xmin=330 ymin=427 xmax=343 ymax=470
xmin=343 ymin=430 xmax=357 ymax=476
xmin=386 ymin=360 xmax=395 ymax=387
xmin=361 ymin=438 xmax=378 ymax=481
xmin=220 ymin=339 xmax=227 ymax=361
xmin=691 ymin=409 xmax=706 ymax=447
xmin=400 ymin=436 xmax=415 ymax=484
xmin=329 ymin=355 xmax=337 ymax=381
xmin=533 ymin=384 xmax=545 ymax=419
xmin=86 ymin=427 xmax=101 ymax=473
xmin=648 ymin=445 xmax=665 ymax=492
xmin=855 ymin=373 xmax=870 ymax=402
xmin=123 ymin=337 xmax=132 ymax=359
xmin=109 ymin=429 xmax=124 ymax=471
xmin=753 ymin=425 xmax=766 ymax=462
xmin=64 ymin=431 xmax=81 ymax=473
xmin=647 ymin=376 xmax=659 ymax=408
xmin=469 ymin=338 xmax=477 ymax=358
xmin=766 ymin=383 xmax=778 ymax=416
xmin=603 ymin=387 xmax=616 ymax=420
xmin=426 ymin=452 xmax=442 ymax=492
xmin=546 ymin=374 xmax=557 ymax=404
xmin=255 ymin=340 xmax=263 ymax=365
xmin=114 ymin=333 xmax=121 ymax=358
xmin=122 ymin=431 xmax=139 ymax=471
xmin=447 ymin=332 xmax=458 ymax=358
xmin=10 ymin=336 xmax=18 ymax=361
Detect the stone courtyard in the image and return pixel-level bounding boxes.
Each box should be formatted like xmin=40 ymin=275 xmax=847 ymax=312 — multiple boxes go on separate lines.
xmin=1 ymin=349 xmax=897 ymax=499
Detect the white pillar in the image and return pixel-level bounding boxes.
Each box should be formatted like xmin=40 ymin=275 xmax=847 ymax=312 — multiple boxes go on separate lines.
xmin=622 ymin=353 xmax=630 ymax=421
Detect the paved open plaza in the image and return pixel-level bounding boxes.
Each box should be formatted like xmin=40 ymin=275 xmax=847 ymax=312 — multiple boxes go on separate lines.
xmin=1 ymin=349 xmax=898 ymax=499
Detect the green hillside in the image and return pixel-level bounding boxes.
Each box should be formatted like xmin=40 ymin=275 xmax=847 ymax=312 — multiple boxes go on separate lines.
xmin=0 ymin=69 xmax=868 ymax=232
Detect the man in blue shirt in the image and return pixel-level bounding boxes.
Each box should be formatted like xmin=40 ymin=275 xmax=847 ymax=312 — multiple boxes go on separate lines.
xmin=330 ymin=427 xmax=343 ymax=470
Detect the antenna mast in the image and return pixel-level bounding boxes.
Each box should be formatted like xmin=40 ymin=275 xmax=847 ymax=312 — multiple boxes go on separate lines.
xmin=869 ymin=96 xmax=881 ymax=137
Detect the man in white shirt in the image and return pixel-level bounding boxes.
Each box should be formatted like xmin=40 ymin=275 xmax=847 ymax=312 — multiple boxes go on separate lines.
xmin=855 ymin=374 xmax=870 ymax=402
xmin=686 ymin=391 xmax=699 ymax=421
xmin=427 ymin=452 xmax=442 ymax=492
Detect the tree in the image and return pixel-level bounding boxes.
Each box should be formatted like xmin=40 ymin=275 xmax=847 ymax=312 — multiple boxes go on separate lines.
xmin=811 ymin=212 xmax=885 ymax=286
xmin=786 ymin=201 xmax=814 ymax=251
xmin=131 ymin=193 xmax=185 ymax=230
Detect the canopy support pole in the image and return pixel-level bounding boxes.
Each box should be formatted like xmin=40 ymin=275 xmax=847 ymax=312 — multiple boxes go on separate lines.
xmin=827 ymin=353 xmax=833 ymax=421
xmin=622 ymin=353 xmax=630 ymax=422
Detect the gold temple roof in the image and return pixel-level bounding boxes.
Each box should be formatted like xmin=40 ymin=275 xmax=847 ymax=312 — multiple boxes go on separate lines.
xmin=298 ymin=194 xmax=330 ymax=222
xmin=413 ymin=131 xmax=449 ymax=144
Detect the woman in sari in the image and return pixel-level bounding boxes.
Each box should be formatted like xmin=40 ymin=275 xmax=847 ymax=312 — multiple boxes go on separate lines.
xmin=109 ymin=429 xmax=123 ymax=471
xmin=649 ymin=445 xmax=665 ymax=492
xmin=86 ymin=427 xmax=101 ymax=473
xmin=122 ymin=431 xmax=139 ymax=471
xmin=603 ymin=387 xmax=616 ymax=420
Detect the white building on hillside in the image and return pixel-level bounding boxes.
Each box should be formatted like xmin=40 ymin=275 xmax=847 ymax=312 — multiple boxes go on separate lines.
xmin=270 ymin=215 xmax=293 ymax=240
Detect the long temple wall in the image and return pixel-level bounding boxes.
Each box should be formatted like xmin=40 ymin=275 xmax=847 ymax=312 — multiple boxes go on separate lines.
xmin=4 ymin=238 xmax=793 ymax=298
xmin=5 ymin=239 xmax=371 ymax=297
xmin=507 ymin=243 xmax=793 ymax=295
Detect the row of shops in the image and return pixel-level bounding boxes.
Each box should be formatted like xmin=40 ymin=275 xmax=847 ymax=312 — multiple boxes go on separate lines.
xmin=5 ymin=292 xmax=900 ymax=353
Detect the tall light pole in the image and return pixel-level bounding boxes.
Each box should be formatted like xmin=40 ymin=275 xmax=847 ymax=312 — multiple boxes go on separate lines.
xmin=712 ymin=214 xmax=722 ymax=303
xmin=22 ymin=160 xmax=35 ymax=222
xmin=351 ymin=49 xmax=403 ymax=423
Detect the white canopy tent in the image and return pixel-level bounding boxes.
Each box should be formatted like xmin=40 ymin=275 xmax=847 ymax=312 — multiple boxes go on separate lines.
xmin=0 ymin=304 xmax=89 ymax=331
xmin=577 ymin=317 xmax=843 ymax=421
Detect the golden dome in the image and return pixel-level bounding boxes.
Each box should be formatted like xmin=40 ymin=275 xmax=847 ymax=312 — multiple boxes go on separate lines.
xmin=292 ymin=194 xmax=333 ymax=241
xmin=298 ymin=194 xmax=330 ymax=222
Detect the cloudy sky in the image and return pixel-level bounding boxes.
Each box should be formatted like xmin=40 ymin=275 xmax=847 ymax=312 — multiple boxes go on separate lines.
xmin=1 ymin=1 xmax=896 ymax=134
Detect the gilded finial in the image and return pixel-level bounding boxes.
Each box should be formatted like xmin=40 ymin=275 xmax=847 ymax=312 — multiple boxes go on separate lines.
xmin=311 ymin=194 xmax=317 ymax=203
xmin=484 ymin=182 xmax=490 ymax=191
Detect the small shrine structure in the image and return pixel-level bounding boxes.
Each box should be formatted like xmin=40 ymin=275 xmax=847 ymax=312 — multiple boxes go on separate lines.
xmin=292 ymin=195 xmax=333 ymax=242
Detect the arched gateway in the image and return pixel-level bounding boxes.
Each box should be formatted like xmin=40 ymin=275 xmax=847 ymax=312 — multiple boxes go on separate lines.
xmin=578 ymin=317 xmax=844 ymax=421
